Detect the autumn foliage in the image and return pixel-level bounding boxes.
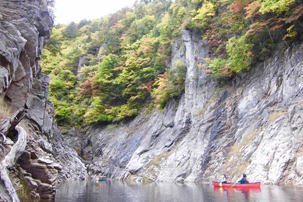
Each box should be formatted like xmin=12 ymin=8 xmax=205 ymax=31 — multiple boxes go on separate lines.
xmin=42 ymin=0 xmax=303 ymax=127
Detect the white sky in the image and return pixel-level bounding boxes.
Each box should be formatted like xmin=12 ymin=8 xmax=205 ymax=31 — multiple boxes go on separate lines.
xmin=54 ymin=0 xmax=137 ymax=25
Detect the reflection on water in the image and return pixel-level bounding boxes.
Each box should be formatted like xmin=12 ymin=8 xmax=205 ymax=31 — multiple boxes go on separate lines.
xmin=213 ymin=187 xmax=261 ymax=201
xmin=55 ymin=179 xmax=303 ymax=202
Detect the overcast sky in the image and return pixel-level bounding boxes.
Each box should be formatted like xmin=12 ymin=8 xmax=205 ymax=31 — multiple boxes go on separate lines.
xmin=54 ymin=0 xmax=137 ymax=25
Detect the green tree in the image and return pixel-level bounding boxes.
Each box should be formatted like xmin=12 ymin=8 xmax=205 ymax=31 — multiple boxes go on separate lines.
xmin=63 ymin=22 xmax=79 ymax=39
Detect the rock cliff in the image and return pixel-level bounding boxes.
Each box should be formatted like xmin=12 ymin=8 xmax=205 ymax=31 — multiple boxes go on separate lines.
xmin=0 ymin=1 xmax=86 ymax=201
xmin=80 ymin=29 xmax=303 ymax=185
xmin=2 ymin=1 xmax=303 ymax=202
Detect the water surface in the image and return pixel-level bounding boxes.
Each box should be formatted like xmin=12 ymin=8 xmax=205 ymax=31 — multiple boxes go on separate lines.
xmin=55 ymin=179 xmax=303 ymax=202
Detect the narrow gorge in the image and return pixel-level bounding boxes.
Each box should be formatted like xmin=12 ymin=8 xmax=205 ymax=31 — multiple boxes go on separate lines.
xmin=1 ymin=0 xmax=303 ymax=201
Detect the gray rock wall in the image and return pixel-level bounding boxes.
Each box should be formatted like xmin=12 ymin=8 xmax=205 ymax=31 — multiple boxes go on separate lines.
xmin=85 ymin=30 xmax=303 ymax=185
xmin=0 ymin=1 xmax=86 ymax=201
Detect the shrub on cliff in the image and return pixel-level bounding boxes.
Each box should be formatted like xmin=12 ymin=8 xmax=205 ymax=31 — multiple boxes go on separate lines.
xmin=42 ymin=0 xmax=303 ymax=127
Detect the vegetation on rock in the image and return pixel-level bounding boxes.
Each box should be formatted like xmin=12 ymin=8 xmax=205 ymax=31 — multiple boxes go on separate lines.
xmin=42 ymin=0 xmax=303 ymax=127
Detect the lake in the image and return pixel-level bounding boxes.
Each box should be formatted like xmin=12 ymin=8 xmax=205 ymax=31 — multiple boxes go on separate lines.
xmin=55 ymin=179 xmax=303 ymax=202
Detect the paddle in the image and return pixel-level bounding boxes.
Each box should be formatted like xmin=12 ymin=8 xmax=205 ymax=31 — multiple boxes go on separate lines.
xmin=231 ymin=176 xmax=240 ymax=187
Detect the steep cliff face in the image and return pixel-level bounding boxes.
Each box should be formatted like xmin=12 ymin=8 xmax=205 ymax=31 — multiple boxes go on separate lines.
xmin=0 ymin=1 xmax=86 ymax=201
xmin=82 ymin=30 xmax=303 ymax=185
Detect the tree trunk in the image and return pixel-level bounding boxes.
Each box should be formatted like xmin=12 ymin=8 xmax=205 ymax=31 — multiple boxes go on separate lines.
xmin=0 ymin=126 xmax=27 ymax=202
xmin=0 ymin=109 xmax=25 ymax=136
xmin=1 ymin=108 xmax=27 ymax=202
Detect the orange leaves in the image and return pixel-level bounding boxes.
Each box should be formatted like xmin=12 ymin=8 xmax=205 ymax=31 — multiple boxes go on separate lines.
xmin=211 ymin=39 xmax=223 ymax=47
xmin=247 ymin=51 xmax=253 ymax=57
xmin=155 ymin=72 xmax=168 ymax=91
xmin=113 ymin=66 xmax=124 ymax=71
xmin=245 ymin=17 xmax=284 ymax=37
xmin=244 ymin=1 xmax=261 ymax=19
xmin=152 ymin=72 xmax=168 ymax=105
xmin=270 ymin=24 xmax=284 ymax=31
xmin=244 ymin=1 xmax=302 ymax=42
xmin=285 ymin=5 xmax=303 ymax=23
xmin=79 ymin=80 xmax=92 ymax=95
xmin=208 ymin=34 xmax=216 ymax=43
xmin=245 ymin=21 xmax=264 ymax=36
xmin=137 ymin=36 xmax=158 ymax=56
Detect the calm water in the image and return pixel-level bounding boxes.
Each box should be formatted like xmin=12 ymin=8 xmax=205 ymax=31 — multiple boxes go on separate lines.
xmin=55 ymin=179 xmax=303 ymax=202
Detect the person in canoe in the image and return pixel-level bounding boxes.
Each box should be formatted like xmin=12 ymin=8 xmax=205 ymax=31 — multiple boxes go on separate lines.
xmin=238 ymin=173 xmax=249 ymax=184
xmin=222 ymin=174 xmax=230 ymax=184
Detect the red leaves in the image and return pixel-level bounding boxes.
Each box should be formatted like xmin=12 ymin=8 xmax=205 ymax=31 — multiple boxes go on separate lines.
xmin=270 ymin=24 xmax=284 ymax=31
xmin=230 ymin=2 xmax=244 ymax=13
xmin=208 ymin=34 xmax=216 ymax=43
xmin=245 ymin=16 xmax=284 ymax=36
xmin=286 ymin=5 xmax=303 ymax=23
xmin=79 ymin=80 xmax=92 ymax=95
xmin=145 ymin=80 xmax=153 ymax=92
xmin=212 ymin=39 xmax=223 ymax=47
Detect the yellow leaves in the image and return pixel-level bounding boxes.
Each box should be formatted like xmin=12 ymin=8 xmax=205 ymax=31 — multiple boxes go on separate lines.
xmin=283 ymin=25 xmax=298 ymax=40
xmin=259 ymin=0 xmax=296 ymax=15
xmin=155 ymin=72 xmax=168 ymax=91
xmin=170 ymin=2 xmax=181 ymax=17
xmin=152 ymin=72 xmax=169 ymax=105
xmin=136 ymin=15 xmax=157 ymax=30
xmin=194 ymin=1 xmax=215 ymax=19
xmin=158 ymin=12 xmax=170 ymax=26
xmin=199 ymin=57 xmax=212 ymax=73
xmin=125 ymin=56 xmax=137 ymax=67
xmin=65 ymin=81 xmax=74 ymax=89
xmin=177 ymin=7 xmax=186 ymax=19
xmin=193 ymin=1 xmax=215 ymax=26
xmin=140 ymin=37 xmax=158 ymax=53
xmin=124 ymin=36 xmax=158 ymax=68
xmin=156 ymin=12 xmax=171 ymax=37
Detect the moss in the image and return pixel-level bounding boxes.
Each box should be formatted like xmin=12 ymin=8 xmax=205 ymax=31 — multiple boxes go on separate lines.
xmin=16 ymin=178 xmax=35 ymax=202
xmin=142 ymin=176 xmax=150 ymax=183
xmin=150 ymin=151 xmax=171 ymax=166
xmin=0 ymin=100 xmax=13 ymax=123
xmin=107 ymin=124 xmax=118 ymax=130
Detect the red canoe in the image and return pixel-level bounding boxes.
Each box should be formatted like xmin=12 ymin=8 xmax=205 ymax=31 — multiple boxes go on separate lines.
xmin=212 ymin=181 xmax=261 ymax=188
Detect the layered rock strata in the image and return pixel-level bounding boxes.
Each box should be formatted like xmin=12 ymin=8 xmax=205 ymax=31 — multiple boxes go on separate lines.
xmin=0 ymin=1 xmax=86 ymax=201
xmin=78 ymin=30 xmax=303 ymax=185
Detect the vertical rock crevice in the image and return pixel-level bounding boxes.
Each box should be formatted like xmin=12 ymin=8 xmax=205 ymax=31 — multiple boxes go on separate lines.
xmin=78 ymin=31 xmax=303 ymax=185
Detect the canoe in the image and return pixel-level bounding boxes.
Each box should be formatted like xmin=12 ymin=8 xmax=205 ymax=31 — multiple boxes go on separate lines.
xmin=98 ymin=176 xmax=107 ymax=181
xmin=212 ymin=181 xmax=261 ymax=188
